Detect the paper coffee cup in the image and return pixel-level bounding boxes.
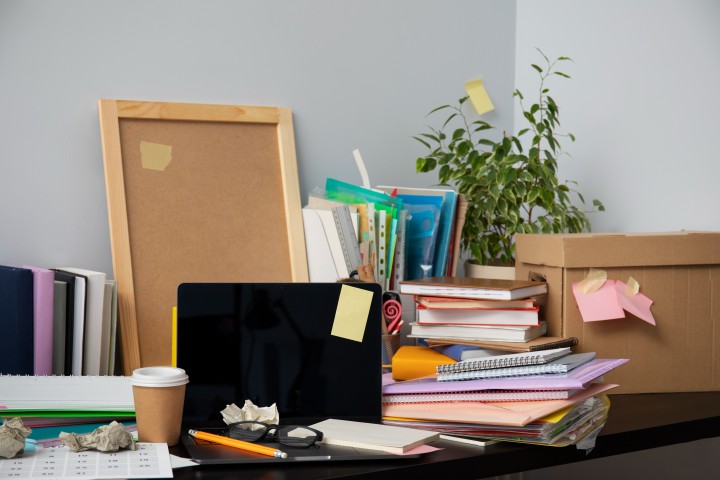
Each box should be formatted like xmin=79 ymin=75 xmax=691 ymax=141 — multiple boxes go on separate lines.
xmin=131 ymin=367 xmax=189 ymax=446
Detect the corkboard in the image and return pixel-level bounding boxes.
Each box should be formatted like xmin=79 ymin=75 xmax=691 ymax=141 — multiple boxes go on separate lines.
xmin=98 ymin=100 xmax=308 ymax=374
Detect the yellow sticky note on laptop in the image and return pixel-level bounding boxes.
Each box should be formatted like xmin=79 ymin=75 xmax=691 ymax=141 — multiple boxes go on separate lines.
xmin=465 ymin=78 xmax=494 ymax=114
xmin=331 ymin=284 xmax=372 ymax=342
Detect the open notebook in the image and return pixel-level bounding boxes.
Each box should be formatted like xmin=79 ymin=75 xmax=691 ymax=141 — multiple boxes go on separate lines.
xmin=176 ymin=282 xmax=423 ymax=463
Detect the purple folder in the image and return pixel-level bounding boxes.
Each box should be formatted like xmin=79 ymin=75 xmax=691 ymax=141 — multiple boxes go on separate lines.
xmin=382 ymin=358 xmax=629 ymax=394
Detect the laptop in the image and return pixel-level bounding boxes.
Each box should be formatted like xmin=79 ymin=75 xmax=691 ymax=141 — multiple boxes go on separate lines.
xmin=176 ymin=282 xmax=417 ymax=463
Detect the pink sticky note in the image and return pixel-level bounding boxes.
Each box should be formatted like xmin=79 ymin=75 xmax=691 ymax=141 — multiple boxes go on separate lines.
xmin=614 ymin=281 xmax=656 ymax=326
xmin=572 ymin=279 xmax=626 ymax=322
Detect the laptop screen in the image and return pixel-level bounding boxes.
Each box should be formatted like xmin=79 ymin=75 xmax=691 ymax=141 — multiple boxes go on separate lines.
xmin=176 ymin=282 xmax=383 ymax=426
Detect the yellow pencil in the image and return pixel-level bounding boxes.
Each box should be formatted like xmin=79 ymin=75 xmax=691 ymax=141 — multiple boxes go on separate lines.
xmin=188 ymin=429 xmax=288 ymax=459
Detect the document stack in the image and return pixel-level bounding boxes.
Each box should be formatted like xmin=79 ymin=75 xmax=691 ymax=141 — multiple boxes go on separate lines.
xmin=301 ymin=179 xmax=464 ymax=290
xmin=382 ymin=347 xmax=629 ymax=447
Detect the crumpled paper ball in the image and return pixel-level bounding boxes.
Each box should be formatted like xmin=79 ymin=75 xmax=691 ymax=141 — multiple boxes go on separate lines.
xmin=0 ymin=417 xmax=32 ymax=459
xmin=221 ymin=400 xmax=279 ymax=429
xmin=60 ymin=421 xmax=136 ymax=452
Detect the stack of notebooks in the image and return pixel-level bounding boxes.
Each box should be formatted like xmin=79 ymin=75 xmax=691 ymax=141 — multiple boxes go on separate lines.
xmin=399 ymin=276 xmax=577 ymax=348
xmin=0 ymin=264 xmax=119 ymax=376
xmin=382 ymin=347 xmax=629 ymax=447
xmin=0 ymin=375 xmax=135 ymax=444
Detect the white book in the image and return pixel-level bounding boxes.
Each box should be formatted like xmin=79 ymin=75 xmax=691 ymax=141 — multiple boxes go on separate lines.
xmin=58 ymin=268 xmax=107 ymax=376
xmin=409 ymin=321 xmax=548 ymax=343
xmin=308 ymin=418 xmax=439 ymax=454
xmin=302 ymin=206 xmax=349 ymax=281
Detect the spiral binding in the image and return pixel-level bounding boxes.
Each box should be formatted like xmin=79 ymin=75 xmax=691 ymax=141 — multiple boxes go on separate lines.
xmin=438 ymin=363 xmax=569 ymax=382
xmin=437 ymin=353 xmax=545 ymax=374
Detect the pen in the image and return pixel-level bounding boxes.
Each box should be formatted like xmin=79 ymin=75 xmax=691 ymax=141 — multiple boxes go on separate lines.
xmin=188 ymin=429 xmax=288 ymax=459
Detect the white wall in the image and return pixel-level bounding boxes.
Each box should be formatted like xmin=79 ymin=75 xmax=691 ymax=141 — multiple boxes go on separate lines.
xmin=515 ymin=0 xmax=720 ymax=233
xmin=0 ymin=0 xmax=516 ymax=274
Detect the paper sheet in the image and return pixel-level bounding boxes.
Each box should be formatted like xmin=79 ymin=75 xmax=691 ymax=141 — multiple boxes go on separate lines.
xmin=0 ymin=442 xmax=173 ymax=479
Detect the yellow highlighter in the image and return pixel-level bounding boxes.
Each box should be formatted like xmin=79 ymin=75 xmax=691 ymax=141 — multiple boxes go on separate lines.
xmin=188 ymin=429 xmax=288 ymax=459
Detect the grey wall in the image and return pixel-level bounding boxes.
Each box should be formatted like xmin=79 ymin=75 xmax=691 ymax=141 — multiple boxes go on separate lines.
xmin=514 ymin=0 xmax=720 ymax=233
xmin=0 ymin=0 xmax=516 ymax=274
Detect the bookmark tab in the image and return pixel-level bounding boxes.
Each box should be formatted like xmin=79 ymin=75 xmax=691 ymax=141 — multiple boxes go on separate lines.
xmin=331 ymin=284 xmax=373 ymax=342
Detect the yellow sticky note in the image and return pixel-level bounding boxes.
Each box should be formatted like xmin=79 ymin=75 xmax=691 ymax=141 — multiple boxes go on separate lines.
xmin=331 ymin=284 xmax=373 ymax=342
xmin=465 ymin=78 xmax=495 ymax=115
xmin=140 ymin=141 xmax=172 ymax=171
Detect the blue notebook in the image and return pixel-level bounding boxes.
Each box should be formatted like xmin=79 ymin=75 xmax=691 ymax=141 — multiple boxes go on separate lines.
xmin=0 ymin=265 xmax=34 ymax=374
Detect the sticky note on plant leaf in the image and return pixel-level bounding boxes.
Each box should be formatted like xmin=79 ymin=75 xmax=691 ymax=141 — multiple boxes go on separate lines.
xmin=464 ymin=78 xmax=494 ymax=114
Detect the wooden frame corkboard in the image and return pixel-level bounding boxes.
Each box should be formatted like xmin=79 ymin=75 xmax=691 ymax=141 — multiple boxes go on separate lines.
xmin=98 ymin=100 xmax=308 ymax=374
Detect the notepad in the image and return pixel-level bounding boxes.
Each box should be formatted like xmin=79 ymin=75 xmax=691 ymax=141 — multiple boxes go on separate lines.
xmin=308 ymin=418 xmax=440 ymax=454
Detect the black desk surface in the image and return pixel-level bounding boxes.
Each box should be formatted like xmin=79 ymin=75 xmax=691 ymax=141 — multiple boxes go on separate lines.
xmin=170 ymin=392 xmax=720 ymax=480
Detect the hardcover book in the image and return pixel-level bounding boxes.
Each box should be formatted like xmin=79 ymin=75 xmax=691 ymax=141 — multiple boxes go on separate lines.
xmin=400 ymin=276 xmax=547 ymax=300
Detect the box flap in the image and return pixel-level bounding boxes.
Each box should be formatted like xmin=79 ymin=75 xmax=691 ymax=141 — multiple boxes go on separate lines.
xmin=515 ymin=231 xmax=720 ymax=268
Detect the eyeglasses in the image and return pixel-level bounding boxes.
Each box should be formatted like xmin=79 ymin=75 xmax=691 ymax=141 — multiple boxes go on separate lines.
xmin=226 ymin=421 xmax=323 ymax=448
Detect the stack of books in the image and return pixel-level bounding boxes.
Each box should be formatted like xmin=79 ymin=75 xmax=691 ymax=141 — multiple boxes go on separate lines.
xmin=399 ymin=276 xmax=569 ymax=346
xmin=0 ymin=264 xmax=119 ymax=376
xmin=382 ymin=348 xmax=629 ymax=447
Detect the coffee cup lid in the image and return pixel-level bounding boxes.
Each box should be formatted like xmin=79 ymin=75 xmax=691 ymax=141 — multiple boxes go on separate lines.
xmin=131 ymin=366 xmax=189 ymax=387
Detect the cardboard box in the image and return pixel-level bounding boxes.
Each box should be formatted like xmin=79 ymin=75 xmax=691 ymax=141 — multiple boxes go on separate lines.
xmin=514 ymin=232 xmax=720 ymax=394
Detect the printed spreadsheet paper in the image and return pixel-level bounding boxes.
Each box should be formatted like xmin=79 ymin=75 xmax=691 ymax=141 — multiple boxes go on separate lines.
xmin=0 ymin=442 xmax=173 ymax=479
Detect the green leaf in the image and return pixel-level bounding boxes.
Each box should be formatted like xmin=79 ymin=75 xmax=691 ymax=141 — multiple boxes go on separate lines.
xmin=517 ymin=128 xmax=530 ymax=136
xmin=413 ymin=136 xmax=431 ymax=149
xmin=554 ymin=71 xmax=571 ymax=79
xmin=568 ymin=133 xmax=576 ymax=142
xmin=442 ymin=113 xmax=459 ymax=129
xmin=452 ymin=128 xmax=466 ymax=141
xmin=513 ymin=89 xmax=524 ymax=100
xmin=531 ymin=64 xmax=543 ymax=73
xmin=427 ymin=104 xmax=451 ymax=116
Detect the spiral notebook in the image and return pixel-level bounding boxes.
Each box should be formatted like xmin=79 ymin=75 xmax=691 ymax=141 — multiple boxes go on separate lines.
xmin=382 ymin=389 xmax=579 ymax=404
xmin=436 ymin=347 xmax=572 ymax=374
xmin=436 ymin=352 xmax=596 ymax=382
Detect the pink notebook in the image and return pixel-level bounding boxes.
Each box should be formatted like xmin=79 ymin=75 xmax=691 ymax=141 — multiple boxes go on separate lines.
xmin=382 ymin=382 xmax=617 ymax=427
xmin=24 ymin=266 xmax=55 ymax=375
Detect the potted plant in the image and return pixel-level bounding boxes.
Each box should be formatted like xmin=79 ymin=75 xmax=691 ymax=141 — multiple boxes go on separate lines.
xmin=414 ymin=50 xmax=604 ymax=277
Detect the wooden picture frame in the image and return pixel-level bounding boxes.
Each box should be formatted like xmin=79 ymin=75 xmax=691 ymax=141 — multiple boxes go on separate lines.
xmin=98 ymin=100 xmax=309 ymax=374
